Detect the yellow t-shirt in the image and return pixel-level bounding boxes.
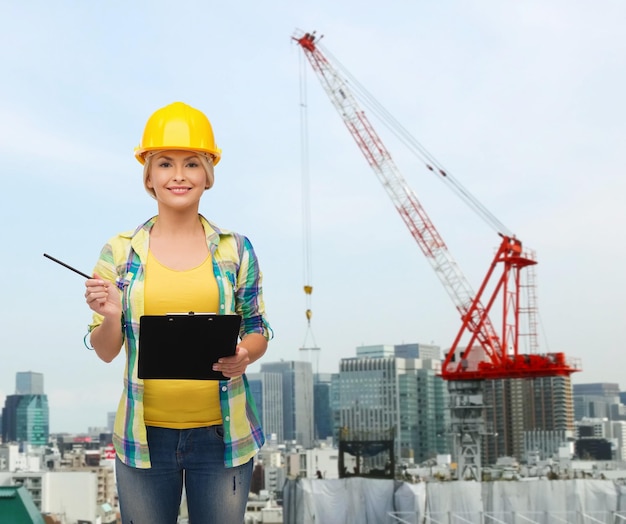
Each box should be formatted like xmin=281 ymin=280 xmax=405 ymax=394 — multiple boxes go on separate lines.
xmin=142 ymin=250 xmax=222 ymax=428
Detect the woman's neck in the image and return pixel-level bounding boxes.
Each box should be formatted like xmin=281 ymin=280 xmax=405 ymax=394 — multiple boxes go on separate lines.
xmin=152 ymin=208 xmax=204 ymax=238
xmin=149 ymin=210 xmax=209 ymax=270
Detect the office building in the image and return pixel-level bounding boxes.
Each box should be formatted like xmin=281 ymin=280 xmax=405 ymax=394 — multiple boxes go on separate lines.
xmin=612 ymin=421 xmax=626 ymax=460
xmin=574 ymin=417 xmax=626 ymax=460
xmin=247 ymin=371 xmax=284 ymax=443
xmin=356 ymin=343 xmax=441 ymax=361
xmin=394 ymin=343 xmax=441 ymax=360
xmin=2 ymin=395 xmax=49 ymax=446
xmin=335 ymin=344 xmax=450 ymax=464
xmin=576 ymin=417 xmax=611 ymax=440
xmin=484 ymin=375 xmax=574 ymax=465
xmin=106 ymin=412 xmax=115 ymax=433
xmin=356 ymin=344 xmax=395 ymax=358
xmin=313 ymin=373 xmax=334 ymax=441
xmin=523 ymin=429 xmax=572 ymax=462
xmin=573 ymin=382 xmax=624 ymax=421
xmin=16 ymin=372 xmax=44 ymax=395
xmin=260 ymin=361 xmax=314 ymax=448
xmin=574 ymin=383 xmax=621 ymax=399
xmin=415 ymin=363 xmax=449 ymax=459
xmin=2 ymin=372 xmax=49 ymax=446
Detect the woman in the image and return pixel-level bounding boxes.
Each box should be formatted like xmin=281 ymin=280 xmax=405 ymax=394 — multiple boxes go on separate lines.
xmin=84 ymin=101 xmax=272 ymax=523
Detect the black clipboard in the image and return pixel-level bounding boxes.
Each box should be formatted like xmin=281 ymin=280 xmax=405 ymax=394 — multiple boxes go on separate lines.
xmin=138 ymin=313 xmax=242 ymax=380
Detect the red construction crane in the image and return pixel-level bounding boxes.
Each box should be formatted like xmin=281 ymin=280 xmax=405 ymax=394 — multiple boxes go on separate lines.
xmin=293 ymin=30 xmax=580 ymax=382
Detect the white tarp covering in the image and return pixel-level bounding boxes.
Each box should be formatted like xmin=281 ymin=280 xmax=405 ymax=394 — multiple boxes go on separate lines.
xmin=282 ymin=477 xmax=626 ymax=524
xmin=392 ymin=482 xmax=425 ymax=524
xmin=425 ymin=479 xmax=483 ymax=521
xmin=284 ymin=477 xmax=396 ymax=523
xmin=485 ymin=479 xmax=620 ymax=523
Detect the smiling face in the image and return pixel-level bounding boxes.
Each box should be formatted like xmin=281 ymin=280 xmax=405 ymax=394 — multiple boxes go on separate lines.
xmin=145 ymin=150 xmax=213 ymax=207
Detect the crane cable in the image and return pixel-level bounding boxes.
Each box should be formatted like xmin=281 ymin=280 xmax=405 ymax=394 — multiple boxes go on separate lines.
xmin=321 ymin=44 xmax=513 ymax=238
xmin=299 ymin=49 xmax=318 ymax=352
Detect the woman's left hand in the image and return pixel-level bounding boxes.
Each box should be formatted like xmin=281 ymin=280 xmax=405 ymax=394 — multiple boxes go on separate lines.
xmin=213 ymin=345 xmax=250 ymax=378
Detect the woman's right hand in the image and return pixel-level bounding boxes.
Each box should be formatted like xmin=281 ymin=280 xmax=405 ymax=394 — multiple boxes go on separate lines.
xmin=85 ymin=275 xmax=122 ymax=319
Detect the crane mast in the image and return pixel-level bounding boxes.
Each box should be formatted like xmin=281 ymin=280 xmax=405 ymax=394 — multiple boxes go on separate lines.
xmin=294 ymin=30 xmax=580 ymax=480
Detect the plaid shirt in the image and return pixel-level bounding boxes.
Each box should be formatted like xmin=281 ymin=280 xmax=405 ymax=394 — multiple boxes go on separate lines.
xmin=88 ymin=215 xmax=272 ymax=469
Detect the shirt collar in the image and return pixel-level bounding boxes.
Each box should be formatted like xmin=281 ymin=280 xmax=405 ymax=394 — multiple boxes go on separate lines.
xmin=125 ymin=215 xmax=225 ymax=261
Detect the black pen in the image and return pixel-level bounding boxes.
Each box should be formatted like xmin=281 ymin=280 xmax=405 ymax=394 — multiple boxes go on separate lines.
xmin=43 ymin=253 xmax=92 ymax=280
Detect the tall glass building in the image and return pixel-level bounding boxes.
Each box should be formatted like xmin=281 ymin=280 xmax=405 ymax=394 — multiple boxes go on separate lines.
xmin=313 ymin=373 xmax=334 ymax=441
xmin=2 ymin=395 xmax=49 ymax=445
xmin=1 ymin=372 xmax=49 ymax=446
xmin=15 ymin=371 xmax=44 ymax=395
xmin=247 ymin=371 xmax=284 ymax=442
xmin=260 ymin=361 xmax=314 ymax=448
xmin=572 ymin=382 xmax=624 ymax=421
xmin=335 ymin=344 xmax=450 ymax=465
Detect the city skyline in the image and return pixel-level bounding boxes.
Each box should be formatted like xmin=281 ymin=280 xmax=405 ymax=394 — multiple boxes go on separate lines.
xmin=3 ymin=358 xmax=626 ymax=436
xmin=1 ymin=2 xmax=625 ymax=433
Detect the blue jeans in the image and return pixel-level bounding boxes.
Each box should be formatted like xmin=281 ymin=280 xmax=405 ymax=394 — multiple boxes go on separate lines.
xmin=116 ymin=425 xmax=253 ymax=524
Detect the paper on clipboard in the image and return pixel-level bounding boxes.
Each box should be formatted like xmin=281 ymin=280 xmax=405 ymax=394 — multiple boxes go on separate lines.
xmin=138 ymin=313 xmax=242 ymax=380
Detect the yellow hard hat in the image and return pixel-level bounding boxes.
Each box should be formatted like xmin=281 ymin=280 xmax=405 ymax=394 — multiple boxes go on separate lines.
xmin=134 ymin=102 xmax=222 ymax=165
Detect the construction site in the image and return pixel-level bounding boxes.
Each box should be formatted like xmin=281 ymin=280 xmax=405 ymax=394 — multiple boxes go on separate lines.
xmin=279 ymin=29 xmax=626 ymax=524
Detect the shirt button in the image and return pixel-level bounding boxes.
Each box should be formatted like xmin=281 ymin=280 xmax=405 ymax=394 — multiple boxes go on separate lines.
xmin=220 ymin=305 xmax=225 ymax=309
xmin=225 ymin=416 xmax=230 ymax=422
xmin=222 ymin=386 xmax=227 ymax=392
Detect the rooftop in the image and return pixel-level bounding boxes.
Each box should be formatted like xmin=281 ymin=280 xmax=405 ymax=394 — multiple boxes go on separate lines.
xmin=0 ymin=485 xmax=45 ymax=524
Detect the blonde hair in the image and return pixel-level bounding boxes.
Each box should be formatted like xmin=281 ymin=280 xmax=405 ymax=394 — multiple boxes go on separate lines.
xmin=143 ymin=151 xmax=215 ymax=199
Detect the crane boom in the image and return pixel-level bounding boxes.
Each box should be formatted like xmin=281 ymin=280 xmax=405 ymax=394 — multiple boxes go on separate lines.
xmin=294 ymin=31 xmax=579 ymax=381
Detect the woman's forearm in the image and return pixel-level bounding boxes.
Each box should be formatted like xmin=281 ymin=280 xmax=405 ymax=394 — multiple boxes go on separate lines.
xmin=241 ymin=333 xmax=268 ymax=365
xmin=90 ymin=317 xmax=124 ymax=363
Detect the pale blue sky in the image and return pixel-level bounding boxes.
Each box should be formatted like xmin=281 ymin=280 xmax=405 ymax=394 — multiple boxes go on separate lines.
xmin=1 ymin=1 xmax=625 ymax=432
